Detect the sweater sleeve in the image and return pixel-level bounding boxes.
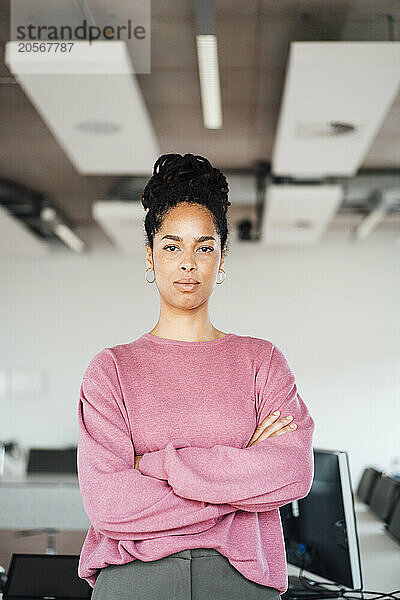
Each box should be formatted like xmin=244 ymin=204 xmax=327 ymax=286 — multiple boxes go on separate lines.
xmin=77 ymin=349 xmax=235 ymax=541
xmin=138 ymin=343 xmax=315 ymax=512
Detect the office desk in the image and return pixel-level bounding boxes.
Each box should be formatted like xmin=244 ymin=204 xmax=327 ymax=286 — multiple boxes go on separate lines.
xmin=0 ymin=473 xmax=89 ymax=530
xmin=0 ymin=473 xmax=89 ymax=599
xmin=0 ymin=480 xmax=399 ymax=597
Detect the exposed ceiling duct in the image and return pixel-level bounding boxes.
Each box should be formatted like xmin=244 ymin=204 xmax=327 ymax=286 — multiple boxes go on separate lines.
xmin=86 ymin=169 xmax=400 ymax=255
xmin=2 ymin=165 xmax=399 ymax=256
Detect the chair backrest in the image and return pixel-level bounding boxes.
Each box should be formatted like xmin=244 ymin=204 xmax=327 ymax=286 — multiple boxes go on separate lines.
xmin=27 ymin=447 xmax=77 ymax=474
xmin=356 ymin=466 xmax=382 ymax=504
xmin=369 ymin=473 xmax=400 ymax=523
xmin=387 ymin=495 xmax=400 ymax=544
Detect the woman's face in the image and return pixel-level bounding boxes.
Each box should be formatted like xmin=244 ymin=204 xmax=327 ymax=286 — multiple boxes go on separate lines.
xmin=145 ymin=202 xmax=225 ymax=308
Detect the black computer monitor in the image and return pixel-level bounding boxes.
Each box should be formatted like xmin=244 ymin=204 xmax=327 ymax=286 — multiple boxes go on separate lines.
xmin=280 ymin=448 xmax=363 ymax=599
xmin=3 ymin=554 xmax=92 ymax=600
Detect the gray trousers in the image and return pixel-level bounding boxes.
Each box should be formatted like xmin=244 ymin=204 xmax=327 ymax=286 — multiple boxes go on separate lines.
xmin=91 ymin=548 xmax=282 ymax=600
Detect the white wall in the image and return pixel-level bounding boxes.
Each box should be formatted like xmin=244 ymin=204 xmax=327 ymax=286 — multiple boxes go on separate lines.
xmin=1 ymin=225 xmax=399 ymax=490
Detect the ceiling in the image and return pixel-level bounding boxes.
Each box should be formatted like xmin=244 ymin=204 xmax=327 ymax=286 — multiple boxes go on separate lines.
xmin=0 ymin=0 xmax=399 ymax=230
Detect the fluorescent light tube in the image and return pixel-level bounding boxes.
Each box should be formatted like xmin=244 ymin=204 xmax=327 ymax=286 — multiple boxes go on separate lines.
xmin=196 ymin=34 xmax=222 ymax=129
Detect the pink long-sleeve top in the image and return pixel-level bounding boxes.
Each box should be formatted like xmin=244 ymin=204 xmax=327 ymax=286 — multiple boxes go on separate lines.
xmin=77 ymin=332 xmax=315 ymax=593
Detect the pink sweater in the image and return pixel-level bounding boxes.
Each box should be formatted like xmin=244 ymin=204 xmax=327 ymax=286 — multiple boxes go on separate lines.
xmin=77 ymin=333 xmax=315 ymax=593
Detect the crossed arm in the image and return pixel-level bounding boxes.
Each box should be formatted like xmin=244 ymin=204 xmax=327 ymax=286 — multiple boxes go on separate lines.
xmin=77 ymin=346 xmax=315 ymax=541
xmin=77 ymin=375 xmax=238 ymax=541
xmin=137 ymin=372 xmax=315 ymax=511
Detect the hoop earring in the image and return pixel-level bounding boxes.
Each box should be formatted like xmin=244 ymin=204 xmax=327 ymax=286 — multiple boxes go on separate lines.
xmin=145 ymin=267 xmax=155 ymax=284
xmin=216 ymin=269 xmax=226 ymax=284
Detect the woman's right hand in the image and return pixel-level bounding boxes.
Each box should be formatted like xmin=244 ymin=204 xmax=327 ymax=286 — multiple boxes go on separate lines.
xmin=246 ymin=411 xmax=297 ymax=447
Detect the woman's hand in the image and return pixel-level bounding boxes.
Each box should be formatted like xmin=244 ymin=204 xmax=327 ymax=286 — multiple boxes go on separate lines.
xmin=246 ymin=410 xmax=297 ymax=447
xmin=134 ymin=455 xmax=143 ymax=470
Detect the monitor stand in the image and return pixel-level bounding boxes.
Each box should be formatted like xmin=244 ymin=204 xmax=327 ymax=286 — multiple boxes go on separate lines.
xmin=281 ymin=574 xmax=341 ymax=600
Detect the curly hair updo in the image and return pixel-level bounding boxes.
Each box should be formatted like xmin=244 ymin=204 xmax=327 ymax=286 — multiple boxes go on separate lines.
xmin=142 ymin=153 xmax=231 ymax=253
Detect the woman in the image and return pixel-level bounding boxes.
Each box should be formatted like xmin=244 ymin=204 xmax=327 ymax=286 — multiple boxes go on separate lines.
xmin=77 ymin=153 xmax=315 ymax=600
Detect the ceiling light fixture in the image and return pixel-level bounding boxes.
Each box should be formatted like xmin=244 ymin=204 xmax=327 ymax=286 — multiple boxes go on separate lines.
xmin=195 ymin=35 xmax=222 ymax=129
xmin=353 ymin=190 xmax=395 ymax=240
xmin=41 ymin=206 xmax=86 ymax=253
xmin=193 ymin=0 xmax=222 ymax=129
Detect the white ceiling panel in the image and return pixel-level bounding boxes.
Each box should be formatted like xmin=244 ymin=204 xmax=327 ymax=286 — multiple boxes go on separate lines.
xmin=92 ymin=200 xmax=145 ymax=255
xmin=4 ymin=41 xmax=160 ymax=175
xmin=272 ymin=41 xmax=400 ymax=178
xmin=262 ymin=184 xmax=343 ymax=246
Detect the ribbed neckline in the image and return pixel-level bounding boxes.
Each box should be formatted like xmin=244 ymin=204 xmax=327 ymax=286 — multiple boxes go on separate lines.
xmin=141 ymin=332 xmax=235 ymax=347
